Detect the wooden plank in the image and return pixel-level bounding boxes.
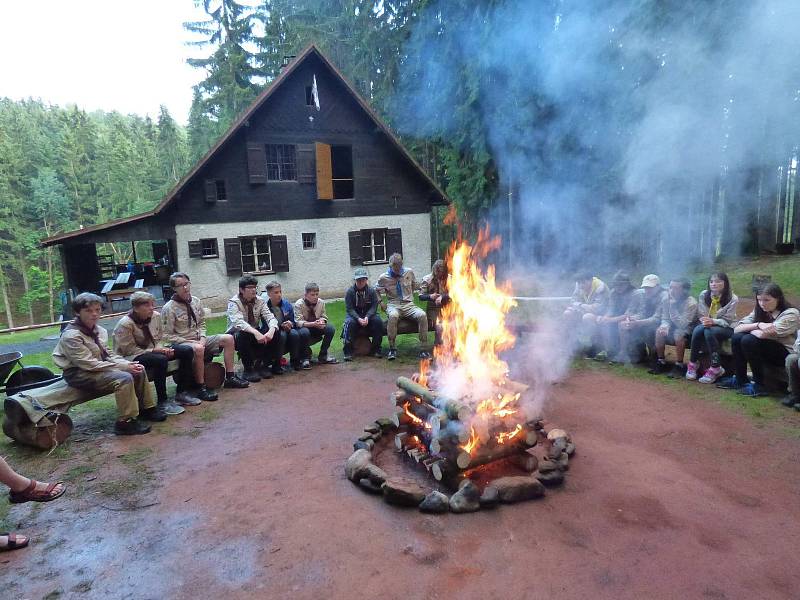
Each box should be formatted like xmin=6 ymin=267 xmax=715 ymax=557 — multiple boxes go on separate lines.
xmin=315 ymin=142 xmax=333 ymax=200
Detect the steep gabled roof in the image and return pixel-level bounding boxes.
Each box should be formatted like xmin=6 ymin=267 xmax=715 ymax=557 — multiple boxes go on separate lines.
xmin=43 ymin=44 xmax=449 ymax=247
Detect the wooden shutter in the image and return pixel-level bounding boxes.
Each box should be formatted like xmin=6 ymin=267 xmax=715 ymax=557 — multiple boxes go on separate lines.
xmin=223 ymin=238 xmax=243 ymax=274
xmin=297 ymin=144 xmax=315 ymax=183
xmin=271 ymin=235 xmax=289 ymax=272
xmin=188 ymin=240 xmax=202 ymax=258
xmin=204 ymin=179 xmax=217 ymax=202
xmin=315 ymin=142 xmax=333 ymax=200
xmin=247 ymin=143 xmax=267 ymax=184
xmin=386 ymin=228 xmax=403 ymax=258
xmin=348 ymin=231 xmax=364 ymax=266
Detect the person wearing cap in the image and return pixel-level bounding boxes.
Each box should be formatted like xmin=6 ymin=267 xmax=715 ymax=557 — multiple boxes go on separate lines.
xmin=686 ymin=272 xmax=738 ymax=383
xmin=591 ymin=271 xmax=636 ymax=362
xmin=420 ymin=259 xmax=450 ymax=346
xmin=563 ymin=272 xmax=609 ymax=357
xmin=342 ymin=267 xmax=383 ymax=361
xmin=226 ymin=275 xmax=280 ymax=382
xmin=611 ymin=274 xmax=668 ymax=364
xmin=648 ymin=277 xmax=699 ymax=377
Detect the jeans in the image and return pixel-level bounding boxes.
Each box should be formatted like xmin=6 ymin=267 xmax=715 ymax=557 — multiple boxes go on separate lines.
xmin=276 ymin=328 xmax=303 ymax=368
xmin=170 ymin=343 xmax=200 ymax=392
xmin=731 ymin=332 xmax=788 ymax=385
xmin=689 ymin=324 xmax=733 ymax=364
xmin=298 ymin=324 xmax=335 ymax=359
xmin=342 ymin=314 xmax=384 ymax=353
xmin=234 ymin=330 xmax=280 ymax=369
xmin=134 ymin=351 xmax=169 ymax=403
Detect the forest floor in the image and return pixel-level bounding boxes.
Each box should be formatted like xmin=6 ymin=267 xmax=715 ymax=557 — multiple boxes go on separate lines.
xmin=1 ymin=358 xmax=800 ymax=599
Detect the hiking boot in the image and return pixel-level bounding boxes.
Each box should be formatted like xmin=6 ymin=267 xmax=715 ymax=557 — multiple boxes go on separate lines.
xmin=699 ymin=365 xmax=725 ymax=384
xmin=781 ymin=394 xmax=798 ymax=407
xmin=271 ymin=364 xmax=286 ymax=375
xmin=685 ymin=361 xmax=698 ymax=381
xmin=667 ymin=363 xmax=686 ymax=379
xmin=242 ymin=369 xmax=261 ymax=383
xmin=140 ymin=406 xmax=167 ymax=422
xmin=647 ymin=360 xmax=669 ymax=375
xmin=387 ymin=349 xmax=397 ymax=361
xmin=114 ymin=418 xmax=151 ymax=436
xmin=175 ymin=391 xmax=202 ymax=406
xmin=224 ymin=374 xmax=250 ymax=388
xmin=196 ymin=386 xmax=219 ymax=402
xmin=738 ymin=382 xmax=767 ymax=397
xmin=257 ymin=365 xmax=273 ymax=379
xmin=715 ymin=375 xmax=740 ymax=390
xmin=159 ymin=400 xmax=185 ymax=416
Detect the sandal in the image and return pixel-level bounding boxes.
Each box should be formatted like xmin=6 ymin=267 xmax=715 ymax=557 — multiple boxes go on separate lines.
xmin=0 ymin=532 xmax=29 ymax=552
xmin=9 ymin=479 xmax=66 ymax=504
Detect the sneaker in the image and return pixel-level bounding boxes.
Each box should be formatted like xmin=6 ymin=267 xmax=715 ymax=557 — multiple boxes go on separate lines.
xmin=242 ymin=370 xmax=261 ymax=383
xmin=318 ymin=355 xmax=339 ymax=364
xmin=224 ymin=374 xmax=250 ymax=388
xmin=738 ymin=382 xmax=767 ymax=397
xmin=685 ymin=361 xmax=698 ymax=381
xmin=715 ymin=375 xmax=740 ymax=390
xmin=699 ymin=365 xmax=725 ymax=384
xmin=371 ymin=350 xmax=383 ymax=359
xmin=300 ymin=359 xmax=312 ymax=370
xmin=271 ymin=364 xmax=286 ymax=375
xmin=140 ymin=406 xmax=167 ymax=422
xmin=343 ymin=353 xmax=353 ymax=362
xmin=159 ymin=400 xmax=185 ymax=416
xmin=667 ymin=363 xmax=686 ymax=379
xmin=781 ymin=394 xmax=798 ymax=407
xmin=257 ymin=366 xmax=274 ymax=379
xmin=593 ymin=351 xmax=608 ymax=362
xmin=196 ymin=387 xmax=219 ymax=402
xmin=175 ymin=391 xmax=202 ymax=406
xmin=387 ymin=349 xmax=397 ymax=361
xmin=647 ymin=360 xmax=669 ymax=375
xmin=114 ymin=418 xmax=151 ymax=436
xmin=607 ymin=353 xmax=629 ymax=365
xmin=418 ymin=351 xmax=431 ymax=359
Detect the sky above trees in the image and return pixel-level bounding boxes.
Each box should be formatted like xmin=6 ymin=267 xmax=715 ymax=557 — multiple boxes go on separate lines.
xmin=0 ymin=0 xmax=226 ymax=122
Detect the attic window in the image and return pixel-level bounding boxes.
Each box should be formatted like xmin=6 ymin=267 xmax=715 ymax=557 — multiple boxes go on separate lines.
xmin=215 ymin=180 xmax=227 ymax=201
xmin=305 ymin=86 xmax=314 ymax=106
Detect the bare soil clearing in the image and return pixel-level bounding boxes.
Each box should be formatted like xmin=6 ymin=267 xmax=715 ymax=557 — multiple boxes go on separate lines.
xmin=2 ymin=363 xmax=799 ymax=599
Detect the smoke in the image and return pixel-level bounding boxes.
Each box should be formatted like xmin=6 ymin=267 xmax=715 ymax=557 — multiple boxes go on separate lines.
xmin=395 ymin=0 xmax=800 ymax=274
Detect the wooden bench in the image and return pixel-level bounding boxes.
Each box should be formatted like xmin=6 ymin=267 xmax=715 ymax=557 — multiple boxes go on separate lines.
xmin=352 ymin=317 xmax=422 ymax=355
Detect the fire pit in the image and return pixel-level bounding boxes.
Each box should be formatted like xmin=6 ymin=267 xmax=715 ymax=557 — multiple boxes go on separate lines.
xmin=345 ymin=224 xmax=577 ymax=513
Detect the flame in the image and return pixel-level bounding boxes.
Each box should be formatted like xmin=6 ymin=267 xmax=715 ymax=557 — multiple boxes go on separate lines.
xmin=403 ymin=402 xmax=431 ymax=430
xmin=496 ymin=424 xmax=523 ymax=444
xmin=476 ymin=392 xmax=520 ymax=418
xmin=417 ymin=358 xmax=431 ymax=388
xmin=460 ymin=426 xmax=480 ymax=455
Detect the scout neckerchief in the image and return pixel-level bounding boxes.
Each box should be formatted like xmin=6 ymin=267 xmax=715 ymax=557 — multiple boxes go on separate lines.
xmin=128 ymin=310 xmax=156 ymax=349
xmin=238 ymin=293 xmax=257 ymax=327
xmin=172 ymin=294 xmax=198 ymax=327
xmin=68 ymin=318 xmax=110 ymax=360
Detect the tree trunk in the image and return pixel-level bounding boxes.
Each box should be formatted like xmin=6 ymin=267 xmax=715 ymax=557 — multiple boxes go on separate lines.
xmin=18 ymin=256 xmax=34 ymax=325
xmin=46 ymin=247 xmax=55 ymax=323
xmin=0 ymin=265 xmax=15 ymax=329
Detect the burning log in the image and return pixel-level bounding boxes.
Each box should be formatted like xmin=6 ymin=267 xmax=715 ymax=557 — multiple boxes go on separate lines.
xmin=396 ymin=376 xmax=442 ymax=405
xmin=390 ymin=406 xmax=412 ymax=428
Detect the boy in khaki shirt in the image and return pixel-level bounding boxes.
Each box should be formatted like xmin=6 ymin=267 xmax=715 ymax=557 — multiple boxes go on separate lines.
xmin=294 ymin=282 xmax=338 ymax=368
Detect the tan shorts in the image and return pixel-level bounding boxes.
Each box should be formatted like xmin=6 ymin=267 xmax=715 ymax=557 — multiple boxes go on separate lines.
xmin=204 ymin=334 xmax=223 ymax=354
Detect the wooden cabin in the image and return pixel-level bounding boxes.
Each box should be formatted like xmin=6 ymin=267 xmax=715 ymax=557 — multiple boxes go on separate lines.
xmin=42 ymin=44 xmax=448 ymax=309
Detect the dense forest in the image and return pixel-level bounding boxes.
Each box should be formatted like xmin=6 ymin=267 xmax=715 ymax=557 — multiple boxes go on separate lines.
xmin=2 ymin=0 xmax=799 ymax=328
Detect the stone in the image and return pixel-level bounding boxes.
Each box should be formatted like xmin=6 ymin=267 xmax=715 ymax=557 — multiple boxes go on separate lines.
xmin=537 ymin=469 xmax=565 ymax=486
xmin=419 ymin=491 xmax=450 ymax=513
xmin=479 ymin=485 xmax=500 ymax=508
xmin=557 ymin=451 xmax=569 ymax=470
xmin=345 ymin=449 xmax=372 ymax=482
xmin=449 ymin=481 xmax=481 ymax=513
xmin=492 ymin=476 xmax=546 ymax=503
xmin=369 ymin=430 xmax=382 ymax=442
xmin=356 ymin=463 xmax=388 ymax=486
xmin=358 ymin=432 xmax=373 ymax=442
xmin=375 ymin=417 xmax=395 ymax=430
xmin=565 ymin=442 xmax=576 ymax=456
xmin=538 ymin=458 xmax=560 ymax=473
xmin=353 ymin=440 xmax=371 ymax=452
xmin=358 ymin=478 xmax=383 ymax=494
xmin=547 ymin=428 xmax=570 ymax=442
xmin=363 ymin=423 xmax=381 ymax=434
xmin=382 ymin=477 xmax=428 ymax=507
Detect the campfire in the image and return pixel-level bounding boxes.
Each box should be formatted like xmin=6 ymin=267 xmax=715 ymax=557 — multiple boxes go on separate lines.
xmin=346 ymin=222 xmax=576 ymax=512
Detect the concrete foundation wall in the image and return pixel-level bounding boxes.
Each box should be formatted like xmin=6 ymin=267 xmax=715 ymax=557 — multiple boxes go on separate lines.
xmin=175 ymin=213 xmax=432 ymax=310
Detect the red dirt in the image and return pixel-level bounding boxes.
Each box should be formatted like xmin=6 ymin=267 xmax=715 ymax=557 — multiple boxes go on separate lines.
xmin=2 ymin=363 xmax=800 ymax=599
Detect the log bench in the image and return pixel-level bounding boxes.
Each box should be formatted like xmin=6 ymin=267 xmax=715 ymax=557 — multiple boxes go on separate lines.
xmin=352 ymin=317 xmax=421 ymax=356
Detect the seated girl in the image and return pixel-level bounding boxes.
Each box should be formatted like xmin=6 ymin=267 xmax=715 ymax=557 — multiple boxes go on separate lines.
xmin=686 ymin=272 xmax=738 ymax=383
xmin=717 ymin=283 xmax=799 ymax=396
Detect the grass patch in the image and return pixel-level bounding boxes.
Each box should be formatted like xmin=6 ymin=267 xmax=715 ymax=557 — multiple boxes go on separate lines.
xmin=196 ymin=407 xmax=221 ymax=423
xmin=0 ymin=325 xmax=61 ymax=344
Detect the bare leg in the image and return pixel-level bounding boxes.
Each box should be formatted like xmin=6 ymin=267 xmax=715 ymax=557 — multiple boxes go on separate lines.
xmin=221 ymin=334 xmax=235 ymax=371
xmin=0 ymin=456 xmax=65 ymax=495
xmin=193 ymin=343 xmax=206 ymax=385
xmin=674 ymin=336 xmax=688 ymax=364
xmin=655 ymin=329 xmax=667 ymax=359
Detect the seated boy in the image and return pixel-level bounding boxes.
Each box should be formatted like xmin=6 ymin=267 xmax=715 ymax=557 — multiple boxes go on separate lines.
xmin=294 ymin=283 xmax=338 ymax=368
xmin=612 ymin=274 xmax=668 ymax=364
xmin=648 ymin=277 xmax=699 ymax=377
xmin=563 ymin=272 xmax=609 ymax=356
xmin=161 ymin=271 xmax=249 ymax=399
xmin=113 ymin=291 xmax=187 ymax=414
xmin=342 ymin=268 xmax=383 ymax=361
xmin=264 ymin=280 xmax=302 ymax=372
xmin=53 ymin=292 xmax=162 ymax=436
xmin=376 ymin=253 xmax=429 ymax=360
xmin=420 ymin=259 xmax=450 ymax=347
xmin=591 ymin=271 xmax=636 ymax=361
xmin=226 ymin=275 xmax=280 ymax=382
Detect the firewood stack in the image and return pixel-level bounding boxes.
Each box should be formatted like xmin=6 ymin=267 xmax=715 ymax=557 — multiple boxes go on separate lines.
xmin=389 ymin=375 xmax=544 ymax=488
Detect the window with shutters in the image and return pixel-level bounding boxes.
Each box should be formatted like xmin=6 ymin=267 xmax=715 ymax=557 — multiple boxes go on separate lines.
xmin=331 ymin=145 xmax=353 ymax=199
xmin=214 ymin=180 xmax=227 ymax=201
xmin=362 ymin=229 xmax=387 ymax=264
xmin=302 ymin=232 xmax=316 ymax=249
xmin=240 ymin=236 xmax=272 ymax=273
xmin=266 ymin=144 xmax=297 ymax=181
xmin=200 ymin=238 xmax=218 ymax=258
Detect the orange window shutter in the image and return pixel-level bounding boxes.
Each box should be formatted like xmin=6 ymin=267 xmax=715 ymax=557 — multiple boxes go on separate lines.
xmin=315 ymin=142 xmax=333 ymax=200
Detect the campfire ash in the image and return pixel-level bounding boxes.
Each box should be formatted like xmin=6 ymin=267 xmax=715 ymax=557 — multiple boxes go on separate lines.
xmin=346 ymin=222 xmax=577 ymax=512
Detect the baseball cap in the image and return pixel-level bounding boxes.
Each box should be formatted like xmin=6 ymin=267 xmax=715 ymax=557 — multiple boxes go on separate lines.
xmin=353 ymin=267 xmax=369 ymax=280
xmin=640 ymin=274 xmax=660 ymax=288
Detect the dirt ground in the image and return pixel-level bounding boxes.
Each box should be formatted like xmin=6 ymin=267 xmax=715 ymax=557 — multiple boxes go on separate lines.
xmin=2 ymin=360 xmax=800 ymax=600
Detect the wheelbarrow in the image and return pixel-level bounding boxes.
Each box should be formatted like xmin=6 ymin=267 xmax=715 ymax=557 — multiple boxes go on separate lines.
xmin=0 ymin=351 xmax=62 ymax=396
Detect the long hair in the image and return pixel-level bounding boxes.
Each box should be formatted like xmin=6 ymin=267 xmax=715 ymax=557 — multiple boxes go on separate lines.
xmin=704 ymin=272 xmax=732 ymax=307
xmin=754 ymin=282 xmax=791 ymax=322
